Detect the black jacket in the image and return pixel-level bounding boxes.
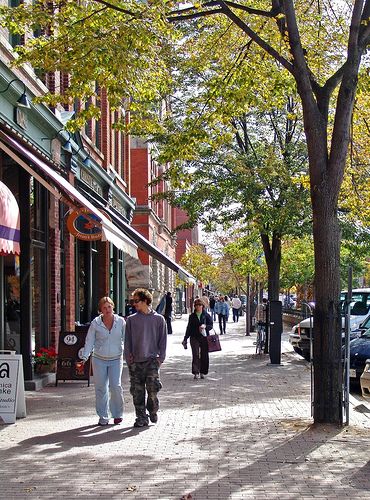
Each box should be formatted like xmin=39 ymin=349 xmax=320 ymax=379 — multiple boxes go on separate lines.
xmin=184 ymin=311 xmax=213 ymax=341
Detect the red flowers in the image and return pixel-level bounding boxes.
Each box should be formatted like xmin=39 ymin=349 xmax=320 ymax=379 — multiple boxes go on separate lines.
xmin=34 ymin=347 xmax=57 ymax=365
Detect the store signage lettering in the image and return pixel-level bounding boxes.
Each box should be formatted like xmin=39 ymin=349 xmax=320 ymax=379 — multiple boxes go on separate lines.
xmin=112 ymin=196 xmax=126 ymax=217
xmin=14 ymin=108 xmax=28 ymax=130
xmin=66 ymin=208 xmax=102 ymax=241
xmin=0 ymin=354 xmax=26 ymax=424
xmin=80 ymin=169 xmax=103 ymax=196
xmin=0 ymin=362 xmax=10 ymax=378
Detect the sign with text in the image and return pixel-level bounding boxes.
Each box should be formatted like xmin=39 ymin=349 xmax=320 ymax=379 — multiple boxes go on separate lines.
xmin=66 ymin=208 xmax=102 ymax=241
xmin=56 ymin=328 xmax=91 ymax=386
xmin=0 ymin=351 xmax=26 ymax=424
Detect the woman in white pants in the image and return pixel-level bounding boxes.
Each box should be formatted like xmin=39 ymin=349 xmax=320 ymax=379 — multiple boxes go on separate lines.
xmin=81 ymin=297 xmax=125 ymax=426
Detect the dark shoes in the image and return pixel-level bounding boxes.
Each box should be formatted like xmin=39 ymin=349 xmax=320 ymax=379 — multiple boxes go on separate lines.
xmin=149 ymin=413 xmax=158 ymax=423
xmin=134 ymin=419 xmax=149 ymax=428
xmin=113 ymin=418 xmax=123 ymax=425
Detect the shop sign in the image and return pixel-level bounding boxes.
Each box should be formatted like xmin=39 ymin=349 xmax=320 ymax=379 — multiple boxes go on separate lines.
xmin=112 ymin=195 xmax=126 ymax=217
xmin=80 ymin=169 xmax=103 ymax=197
xmin=56 ymin=329 xmax=91 ymax=386
xmin=0 ymin=351 xmax=26 ymax=424
xmin=66 ymin=208 xmax=102 ymax=241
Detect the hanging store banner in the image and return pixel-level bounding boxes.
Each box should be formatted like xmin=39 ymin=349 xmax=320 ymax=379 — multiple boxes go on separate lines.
xmin=66 ymin=208 xmax=103 ymax=241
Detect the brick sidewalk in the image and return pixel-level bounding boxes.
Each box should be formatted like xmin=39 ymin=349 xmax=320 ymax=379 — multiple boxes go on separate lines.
xmin=1 ymin=315 xmax=369 ymax=499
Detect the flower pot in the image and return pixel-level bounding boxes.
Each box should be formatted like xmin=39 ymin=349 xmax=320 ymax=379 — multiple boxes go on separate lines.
xmin=35 ymin=362 xmax=55 ymax=375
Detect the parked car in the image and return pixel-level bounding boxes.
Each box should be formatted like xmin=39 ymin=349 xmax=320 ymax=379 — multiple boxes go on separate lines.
xmin=356 ymin=312 xmax=370 ymax=335
xmin=347 ymin=328 xmax=370 ymax=382
xmin=289 ymin=288 xmax=370 ymax=361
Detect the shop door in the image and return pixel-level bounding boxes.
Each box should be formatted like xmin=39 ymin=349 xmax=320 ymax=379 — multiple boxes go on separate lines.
xmin=0 ymin=254 xmax=21 ymax=352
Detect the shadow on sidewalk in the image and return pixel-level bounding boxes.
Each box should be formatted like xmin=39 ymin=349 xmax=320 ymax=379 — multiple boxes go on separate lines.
xmin=11 ymin=423 xmax=151 ymax=455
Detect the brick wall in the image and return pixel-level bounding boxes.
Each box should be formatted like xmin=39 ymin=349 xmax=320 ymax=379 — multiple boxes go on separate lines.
xmin=48 ymin=197 xmax=61 ymax=348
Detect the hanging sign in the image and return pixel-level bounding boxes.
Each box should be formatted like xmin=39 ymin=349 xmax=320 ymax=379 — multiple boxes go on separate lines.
xmin=0 ymin=351 xmax=26 ymax=424
xmin=66 ymin=208 xmax=102 ymax=241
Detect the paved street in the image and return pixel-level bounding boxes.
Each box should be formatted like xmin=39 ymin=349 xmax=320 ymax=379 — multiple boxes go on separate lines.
xmin=1 ymin=315 xmax=370 ymax=499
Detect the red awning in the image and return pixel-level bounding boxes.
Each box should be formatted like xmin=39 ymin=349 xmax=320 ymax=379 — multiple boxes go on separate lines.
xmin=0 ymin=180 xmax=20 ymax=256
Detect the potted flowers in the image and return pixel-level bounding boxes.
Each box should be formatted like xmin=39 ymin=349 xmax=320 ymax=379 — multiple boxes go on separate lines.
xmin=33 ymin=346 xmax=57 ymax=374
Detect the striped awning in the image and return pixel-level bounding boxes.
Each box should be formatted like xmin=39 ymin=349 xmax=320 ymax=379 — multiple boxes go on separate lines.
xmin=0 ymin=180 xmax=20 ymax=256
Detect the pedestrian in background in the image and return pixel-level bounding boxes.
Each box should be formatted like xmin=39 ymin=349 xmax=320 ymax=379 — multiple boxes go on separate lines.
xmin=125 ymin=298 xmax=135 ymax=318
xmin=231 ymin=295 xmax=242 ymax=323
xmin=125 ymin=288 xmax=167 ymax=427
xmin=80 ymin=296 xmax=125 ymax=426
xmin=202 ymin=293 xmax=210 ymax=312
xmin=182 ymin=298 xmax=213 ymax=379
xmin=224 ymin=295 xmax=232 ymax=321
xmin=256 ymin=297 xmax=268 ymax=327
xmin=209 ymin=295 xmax=216 ymax=320
xmin=164 ymin=291 xmax=173 ymax=334
xmin=215 ymin=296 xmax=229 ymax=335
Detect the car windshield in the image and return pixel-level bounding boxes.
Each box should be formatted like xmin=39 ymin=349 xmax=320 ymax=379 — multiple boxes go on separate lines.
xmin=362 ymin=328 xmax=370 ymax=339
xmin=362 ymin=316 xmax=370 ymax=330
xmin=339 ymin=291 xmax=370 ymax=316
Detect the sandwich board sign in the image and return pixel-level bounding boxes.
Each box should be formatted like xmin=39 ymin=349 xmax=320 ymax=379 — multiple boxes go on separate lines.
xmin=0 ymin=350 xmax=26 ymax=424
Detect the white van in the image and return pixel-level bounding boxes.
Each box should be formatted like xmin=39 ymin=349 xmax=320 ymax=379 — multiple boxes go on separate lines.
xmin=289 ymin=288 xmax=370 ymax=360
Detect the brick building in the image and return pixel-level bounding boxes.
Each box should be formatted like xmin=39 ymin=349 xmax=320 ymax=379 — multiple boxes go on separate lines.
xmin=0 ymin=25 xmax=193 ymax=387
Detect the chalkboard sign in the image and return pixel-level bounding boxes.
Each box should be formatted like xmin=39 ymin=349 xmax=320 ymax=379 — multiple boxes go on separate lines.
xmin=56 ymin=328 xmax=91 ymax=386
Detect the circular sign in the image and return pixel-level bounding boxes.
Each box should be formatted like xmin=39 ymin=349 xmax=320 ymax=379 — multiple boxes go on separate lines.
xmin=66 ymin=208 xmax=102 ymax=241
xmin=64 ymin=334 xmax=78 ymax=345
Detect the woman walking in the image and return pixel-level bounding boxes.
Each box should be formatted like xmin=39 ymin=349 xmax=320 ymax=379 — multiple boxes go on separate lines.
xmin=182 ymin=298 xmax=213 ymax=379
xmin=80 ymin=296 xmax=125 ymax=426
xmin=214 ymin=296 xmax=229 ymax=334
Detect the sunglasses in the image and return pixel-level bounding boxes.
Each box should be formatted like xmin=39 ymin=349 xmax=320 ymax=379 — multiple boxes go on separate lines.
xmin=194 ymin=303 xmax=203 ymax=306
xmin=133 ymin=299 xmax=142 ymax=304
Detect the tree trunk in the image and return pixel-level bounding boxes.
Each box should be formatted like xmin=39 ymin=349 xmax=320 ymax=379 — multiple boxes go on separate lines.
xmin=311 ymin=175 xmax=343 ymax=424
xmin=261 ymin=232 xmax=281 ymax=301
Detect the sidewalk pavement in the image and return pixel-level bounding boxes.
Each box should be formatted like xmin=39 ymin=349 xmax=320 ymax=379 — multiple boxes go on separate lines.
xmin=1 ymin=315 xmax=370 ymax=500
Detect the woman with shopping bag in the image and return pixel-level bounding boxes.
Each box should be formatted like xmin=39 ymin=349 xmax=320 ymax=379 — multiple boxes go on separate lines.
xmin=182 ymin=298 xmax=213 ymax=379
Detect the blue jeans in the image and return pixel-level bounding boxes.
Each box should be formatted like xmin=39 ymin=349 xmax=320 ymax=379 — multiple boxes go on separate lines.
xmin=232 ymin=308 xmax=240 ymax=322
xmin=92 ymin=357 xmax=124 ymax=423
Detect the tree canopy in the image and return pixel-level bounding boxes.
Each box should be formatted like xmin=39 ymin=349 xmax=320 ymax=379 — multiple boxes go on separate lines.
xmin=2 ymin=0 xmax=370 ymax=424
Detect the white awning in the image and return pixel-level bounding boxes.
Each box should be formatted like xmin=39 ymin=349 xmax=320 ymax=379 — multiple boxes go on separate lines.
xmin=0 ymin=130 xmax=138 ymax=259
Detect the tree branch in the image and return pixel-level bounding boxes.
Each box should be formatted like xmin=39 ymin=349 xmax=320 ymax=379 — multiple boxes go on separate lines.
xmin=167 ymin=8 xmax=223 ymax=23
xmin=216 ymin=1 xmax=294 ymax=74
xmin=92 ymin=0 xmax=138 ymax=17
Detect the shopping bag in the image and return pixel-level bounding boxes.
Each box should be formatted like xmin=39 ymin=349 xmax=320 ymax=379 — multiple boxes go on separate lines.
xmin=207 ymin=333 xmax=221 ymax=353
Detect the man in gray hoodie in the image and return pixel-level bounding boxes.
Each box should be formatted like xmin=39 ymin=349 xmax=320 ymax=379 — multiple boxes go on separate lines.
xmin=125 ymin=288 xmax=167 ymax=427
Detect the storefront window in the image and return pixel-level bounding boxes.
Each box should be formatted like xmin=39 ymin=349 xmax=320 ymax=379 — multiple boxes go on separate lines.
xmin=76 ymin=240 xmax=99 ymax=324
xmin=110 ymin=245 xmax=126 ymax=316
xmin=2 ymin=255 xmax=21 ymax=352
xmin=0 ymin=158 xmax=20 ymax=352
xmin=30 ymin=179 xmax=48 ymax=352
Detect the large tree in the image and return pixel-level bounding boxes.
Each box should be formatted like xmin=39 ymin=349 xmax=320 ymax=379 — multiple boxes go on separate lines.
xmin=2 ymin=0 xmax=369 ymax=424
xmin=153 ymin=104 xmax=311 ymax=302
